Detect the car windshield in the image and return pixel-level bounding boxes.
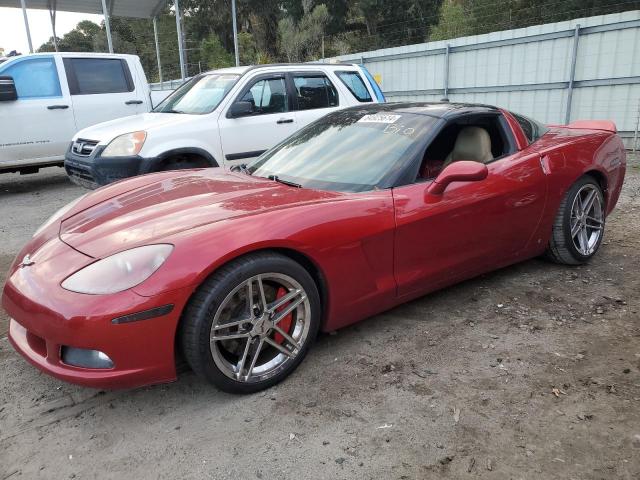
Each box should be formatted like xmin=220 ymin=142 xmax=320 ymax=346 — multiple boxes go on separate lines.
xmin=153 ymin=73 xmax=239 ymax=114
xmin=247 ymin=110 xmax=437 ymax=192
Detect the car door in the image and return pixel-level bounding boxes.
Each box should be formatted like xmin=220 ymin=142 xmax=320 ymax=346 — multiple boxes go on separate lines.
xmin=0 ymin=55 xmax=77 ymax=166
xmin=289 ymin=72 xmax=341 ymax=129
xmin=393 ymin=119 xmax=547 ymax=298
xmin=63 ymin=57 xmax=147 ymax=130
xmin=218 ymin=73 xmax=297 ymax=164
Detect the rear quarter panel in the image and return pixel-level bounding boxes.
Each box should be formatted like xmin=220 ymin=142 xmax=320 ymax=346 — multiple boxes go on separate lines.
xmin=530 ymin=128 xmax=626 ymax=249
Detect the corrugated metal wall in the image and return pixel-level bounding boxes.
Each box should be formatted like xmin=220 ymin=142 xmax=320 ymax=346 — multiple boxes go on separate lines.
xmin=331 ymin=11 xmax=640 ymax=148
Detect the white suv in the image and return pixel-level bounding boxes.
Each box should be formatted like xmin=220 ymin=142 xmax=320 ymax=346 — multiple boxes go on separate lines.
xmin=65 ymin=63 xmax=385 ymax=188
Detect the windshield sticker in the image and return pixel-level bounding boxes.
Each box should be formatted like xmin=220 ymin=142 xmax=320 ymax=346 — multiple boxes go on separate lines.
xmin=358 ymin=113 xmax=401 ymax=124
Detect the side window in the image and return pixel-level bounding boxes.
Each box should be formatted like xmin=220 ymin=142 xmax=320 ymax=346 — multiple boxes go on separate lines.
xmin=512 ymin=112 xmax=549 ymax=144
xmin=3 ymin=57 xmax=61 ymax=98
xmin=336 ymin=71 xmax=372 ymax=102
xmin=512 ymin=113 xmax=534 ymax=144
xmin=417 ymin=114 xmax=516 ymax=181
xmin=64 ymin=58 xmax=133 ymax=95
xmin=293 ymin=74 xmax=338 ymax=110
xmin=239 ymin=77 xmax=288 ymax=115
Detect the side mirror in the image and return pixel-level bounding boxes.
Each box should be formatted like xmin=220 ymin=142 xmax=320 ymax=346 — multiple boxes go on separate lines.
xmin=0 ymin=76 xmax=17 ymax=101
xmin=426 ymin=160 xmax=488 ymax=196
xmin=227 ymin=101 xmax=254 ymax=118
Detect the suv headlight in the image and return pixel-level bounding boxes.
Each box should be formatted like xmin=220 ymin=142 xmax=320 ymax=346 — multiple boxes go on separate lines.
xmin=102 ymin=131 xmax=147 ymax=157
xmin=61 ymin=244 xmax=173 ymax=295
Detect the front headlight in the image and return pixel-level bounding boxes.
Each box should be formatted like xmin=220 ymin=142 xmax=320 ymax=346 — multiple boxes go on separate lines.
xmin=61 ymin=244 xmax=173 ymax=295
xmin=33 ymin=194 xmax=87 ymax=237
xmin=102 ymin=131 xmax=147 ymax=157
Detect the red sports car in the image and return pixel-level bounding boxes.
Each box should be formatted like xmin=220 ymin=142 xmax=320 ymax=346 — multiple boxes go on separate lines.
xmin=2 ymin=103 xmax=626 ymax=393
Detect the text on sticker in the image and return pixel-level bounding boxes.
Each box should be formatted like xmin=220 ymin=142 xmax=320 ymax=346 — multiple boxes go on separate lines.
xmin=358 ymin=114 xmax=401 ymax=124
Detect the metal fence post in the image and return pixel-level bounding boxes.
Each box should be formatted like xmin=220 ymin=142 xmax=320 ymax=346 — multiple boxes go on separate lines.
xmin=443 ymin=43 xmax=451 ymax=99
xmin=153 ymin=16 xmax=163 ymax=85
xmin=101 ymin=0 xmax=114 ymax=53
xmin=565 ymin=24 xmax=580 ymax=124
xmin=19 ymin=0 xmax=33 ymax=53
xmin=231 ymin=0 xmax=239 ymax=66
xmin=174 ymin=0 xmax=186 ymax=81
xmin=633 ymin=98 xmax=640 ymax=154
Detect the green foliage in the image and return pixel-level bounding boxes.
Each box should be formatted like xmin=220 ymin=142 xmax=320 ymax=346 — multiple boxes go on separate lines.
xmin=278 ymin=3 xmax=330 ymax=62
xmin=238 ymin=32 xmax=256 ymax=65
xmin=430 ymin=0 xmax=475 ymax=41
xmin=200 ymin=34 xmax=234 ymax=69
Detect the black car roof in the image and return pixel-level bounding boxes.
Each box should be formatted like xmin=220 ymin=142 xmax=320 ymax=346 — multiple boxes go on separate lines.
xmin=347 ymin=101 xmax=502 ymax=119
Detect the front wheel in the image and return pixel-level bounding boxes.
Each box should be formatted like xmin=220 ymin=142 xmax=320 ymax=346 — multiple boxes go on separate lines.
xmin=180 ymin=253 xmax=321 ymax=393
xmin=546 ymin=176 xmax=605 ymax=265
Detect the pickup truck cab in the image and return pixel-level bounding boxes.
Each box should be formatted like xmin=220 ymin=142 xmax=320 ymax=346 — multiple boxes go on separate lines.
xmin=0 ymin=52 xmax=169 ymax=174
xmin=63 ymin=63 xmax=385 ymax=188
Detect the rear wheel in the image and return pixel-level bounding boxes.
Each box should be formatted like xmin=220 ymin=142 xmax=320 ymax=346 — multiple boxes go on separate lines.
xmin=180 ymin=252 xmax=321 ymax=393
xmin=546 ymin=176 xmax=605 ymax=265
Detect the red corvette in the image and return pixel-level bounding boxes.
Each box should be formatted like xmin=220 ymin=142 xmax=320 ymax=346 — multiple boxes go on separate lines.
xmin=2 ymin=103 xmax=626 ymax=393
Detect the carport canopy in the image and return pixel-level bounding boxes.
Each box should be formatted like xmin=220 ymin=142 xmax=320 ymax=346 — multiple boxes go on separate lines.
xmin=1 ymin=0 xmax=187 ymax=80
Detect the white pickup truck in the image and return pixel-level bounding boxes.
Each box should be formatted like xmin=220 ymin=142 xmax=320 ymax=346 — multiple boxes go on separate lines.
xmin=0 ymin=52 xmax=171 ymax=174
xmin=63 ymin=63 xmax=386 ymax=188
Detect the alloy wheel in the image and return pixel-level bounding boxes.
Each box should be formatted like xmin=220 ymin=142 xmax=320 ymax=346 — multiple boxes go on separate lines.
xmin=570 ymin=184 xmax=604 ymax=256
xmin=209 ymin=273 xmax=311 ymax=383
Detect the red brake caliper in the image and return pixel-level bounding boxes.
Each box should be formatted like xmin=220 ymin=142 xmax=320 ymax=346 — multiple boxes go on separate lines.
xmin=273 ymin=287 xmax=293 ymax=344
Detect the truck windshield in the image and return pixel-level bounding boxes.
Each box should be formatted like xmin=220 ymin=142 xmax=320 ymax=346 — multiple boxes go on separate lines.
xmin=153 ymin=73 xmax=239 ymax=115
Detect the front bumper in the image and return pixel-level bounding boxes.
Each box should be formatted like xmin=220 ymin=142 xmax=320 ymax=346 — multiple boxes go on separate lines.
xmin=2 ymin=239 xmax=191 ymax=389
xmin=65 ymin=144 xmax=158 ymax=189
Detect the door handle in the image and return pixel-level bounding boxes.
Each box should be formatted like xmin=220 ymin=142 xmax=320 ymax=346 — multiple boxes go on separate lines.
xmin=276 ymin=118 xmax=294 ymax=124
xmin=125 ymin=100 xmax=144 ymax=105
xmin=47 ymin=104 xmax=69 ymax=110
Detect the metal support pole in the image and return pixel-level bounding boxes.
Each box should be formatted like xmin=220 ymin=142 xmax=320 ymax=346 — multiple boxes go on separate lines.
xmin=321 ymin=36 xmax=325 ymax=60
xmin=175 ymin=0 xmax=186 ymax=80
xmin=443 ymin=43 xmax=451 ymax=100
xmin=231 ymin=0 xmax=239 ymax=66
xmin=633 ymin=98 xmax=640 ymax=154
xmin=19 ymin=0 xmax=33 ymax=53
xmin=565 ymin=24 xmax=580 ymax=124
xmin=48 ymin=0 xmax=58 ymax=51
xmin=101 ymin=0 xmax=113 ymax=53
xmin=153 ymin=16 xmax=163 ymax=85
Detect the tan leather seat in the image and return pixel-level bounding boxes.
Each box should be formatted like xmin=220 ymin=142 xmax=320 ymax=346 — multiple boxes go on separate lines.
xmin=443 ymin=126 xmax=493 ymax=167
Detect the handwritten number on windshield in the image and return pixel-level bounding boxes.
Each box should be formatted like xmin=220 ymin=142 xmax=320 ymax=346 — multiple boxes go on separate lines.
xmin=383 ymin=124 xmax=415 ymax=136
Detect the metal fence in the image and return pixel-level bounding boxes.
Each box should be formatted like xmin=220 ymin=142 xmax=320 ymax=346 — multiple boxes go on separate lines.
xmin=330 ymin=10 xmax=640 ymax=149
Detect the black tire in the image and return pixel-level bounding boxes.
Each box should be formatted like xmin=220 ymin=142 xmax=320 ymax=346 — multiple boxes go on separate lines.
xmin=546 ymin=175 xmax=605 ymax=265
xmin=179 ymin=252 xmax=321 ymax=394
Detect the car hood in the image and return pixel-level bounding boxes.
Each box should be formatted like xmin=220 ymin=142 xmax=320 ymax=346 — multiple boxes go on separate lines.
xmin=74 ymin=112 xmax=197 ymax=143
xmin=59 ymin=169 xmax=342 ymax=258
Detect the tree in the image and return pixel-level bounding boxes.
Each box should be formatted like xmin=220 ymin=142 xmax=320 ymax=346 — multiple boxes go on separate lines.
xmin=430 ymin=0 xmax=475 ymax=41
xmin=200 ymin=34 xmax=234 ymax=69
xmin=279 ymin=3 xmax=329 ymax=62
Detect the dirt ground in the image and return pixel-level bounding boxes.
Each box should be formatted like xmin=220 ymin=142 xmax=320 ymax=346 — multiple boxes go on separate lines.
xmin=0 ymin=160 xmax=639 ymax=480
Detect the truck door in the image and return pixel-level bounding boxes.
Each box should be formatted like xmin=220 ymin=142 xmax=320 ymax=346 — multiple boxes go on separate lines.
xmin=0 ymin=55 xmax=77 ymax=167
xmin=217 ymin=73 xmax=297 ymax=164
xmin=63 ymin=57 xmax=147 ymax=130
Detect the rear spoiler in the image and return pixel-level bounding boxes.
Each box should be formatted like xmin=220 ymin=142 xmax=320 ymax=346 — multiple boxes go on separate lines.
xmin=548 ymin=120 xmax=617 ymax=133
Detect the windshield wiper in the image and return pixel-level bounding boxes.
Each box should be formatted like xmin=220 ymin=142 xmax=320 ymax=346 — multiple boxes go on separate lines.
xmin=163 ymin=109 xmax=186 ymax=114
xmin=230 ymin=163 xmax=252 ymax=175
xmin=268 ymin=175 xmax=302 ymax=188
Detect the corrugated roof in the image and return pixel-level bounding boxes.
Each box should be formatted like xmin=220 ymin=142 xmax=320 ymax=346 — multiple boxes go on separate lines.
xmin=0 ymin=0 xmax=168 ymax=18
